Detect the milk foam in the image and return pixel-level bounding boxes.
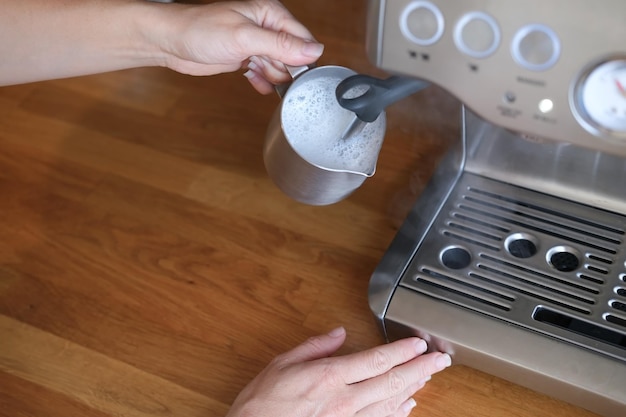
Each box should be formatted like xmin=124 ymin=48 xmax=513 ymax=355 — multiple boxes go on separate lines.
xmin=282 ymin=75 xmax=385 ymax=173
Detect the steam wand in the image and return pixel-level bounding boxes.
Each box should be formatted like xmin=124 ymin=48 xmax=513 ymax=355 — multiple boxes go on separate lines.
xmin=336 ymin=75 xmax=430 ymax=139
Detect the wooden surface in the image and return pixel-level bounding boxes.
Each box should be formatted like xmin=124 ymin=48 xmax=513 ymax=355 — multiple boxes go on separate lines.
xmin=0 ymin=1 xmax=601 ymax=416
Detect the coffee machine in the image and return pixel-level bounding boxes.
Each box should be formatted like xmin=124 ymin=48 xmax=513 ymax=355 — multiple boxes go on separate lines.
xmin=365 ymin=1 xmax=626 ymax=415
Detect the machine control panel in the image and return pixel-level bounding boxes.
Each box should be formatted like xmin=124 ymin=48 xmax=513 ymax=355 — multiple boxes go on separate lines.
xmin=366 ymin=0 xmax=626 ymax=155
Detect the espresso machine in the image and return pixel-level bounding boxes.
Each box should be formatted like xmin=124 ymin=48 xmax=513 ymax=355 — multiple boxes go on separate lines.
xmin=365 ymin=1 xmax=626 ymax=415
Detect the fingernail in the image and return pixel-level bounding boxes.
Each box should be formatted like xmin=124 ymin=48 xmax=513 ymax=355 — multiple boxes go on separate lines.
xmin=415 ymin=338 xmax=427 ymax=354
xmin=435 ymin=353 xmax=452 ymax=369
xmin=302 ymin=41 xmax=324 ymax=58
xmin=401 ymin=398 xmax=417 ymax=414
xmin=419 ymin=375 xmax=432 ymax=384
xmin=248 ymin=60 xmax=260 ymax=72
xmin=249 ymin=55 xmax=264 ymax=69
xmin=242 ymin=69 xmax=256 ymax=80
xmin=328 ymin=326 xmax=345 ymax=337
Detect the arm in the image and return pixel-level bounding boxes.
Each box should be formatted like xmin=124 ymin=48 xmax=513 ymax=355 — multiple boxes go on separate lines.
xmin=0 ymin=0 xmax=324 ymax=93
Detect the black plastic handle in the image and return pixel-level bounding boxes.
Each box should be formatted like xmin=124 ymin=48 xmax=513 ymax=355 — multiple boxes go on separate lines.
xmin=335 ymin=75 xmax=429 ymax=122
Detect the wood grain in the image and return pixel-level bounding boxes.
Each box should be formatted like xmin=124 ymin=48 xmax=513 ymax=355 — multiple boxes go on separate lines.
xmin=0 ymin=1 xmax=600 ymax=416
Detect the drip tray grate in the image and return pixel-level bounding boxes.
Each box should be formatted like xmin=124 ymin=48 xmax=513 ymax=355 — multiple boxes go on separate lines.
xmin=401 ymin=173 xmax=626 ymax=362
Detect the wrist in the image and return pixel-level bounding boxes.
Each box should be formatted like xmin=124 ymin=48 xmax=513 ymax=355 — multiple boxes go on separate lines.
xmin=126 ymin=1 xmax=182 ymax=69
xmin=137 ymin=1 xmax=222 ymax=73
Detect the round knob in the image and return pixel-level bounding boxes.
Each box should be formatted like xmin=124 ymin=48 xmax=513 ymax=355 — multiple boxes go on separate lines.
xmin=399 ymin=1 xmax=445 ymax=46
xmin=454 ymin=11 xmax=501 ymax=58
xmin=511 ymin=24 xmax=561 ymax=71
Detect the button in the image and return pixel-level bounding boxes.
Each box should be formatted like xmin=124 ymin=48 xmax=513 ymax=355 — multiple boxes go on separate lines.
xmin=511 ymin=24 xmax=561 ymax=71
xmin=504 ymin=91 xmax=517 ymax=103
xmin=454 ymin=12 xmax=500 ymax=58
xmin=399 ymin=1 xmax=445 ymax=46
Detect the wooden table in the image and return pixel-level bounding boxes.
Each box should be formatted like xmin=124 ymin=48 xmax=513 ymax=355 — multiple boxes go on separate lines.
xmin=0 ymin=1 xmax=601 ymax=416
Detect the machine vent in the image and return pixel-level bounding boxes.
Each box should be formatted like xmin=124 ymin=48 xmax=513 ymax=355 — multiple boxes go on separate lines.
xmin=402 ymin=174 xmax=626 ymax=361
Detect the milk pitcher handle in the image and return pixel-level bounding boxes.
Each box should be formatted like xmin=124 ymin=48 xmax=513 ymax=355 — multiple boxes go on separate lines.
xmin=274 ymin=65 xmax=311 ymax=97
xmin=286 ymin=65 xmax=309 ymax=79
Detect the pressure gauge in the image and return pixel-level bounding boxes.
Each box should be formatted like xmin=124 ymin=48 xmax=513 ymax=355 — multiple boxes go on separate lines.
xmin=573 ymin=58 xmax=626 ymax=139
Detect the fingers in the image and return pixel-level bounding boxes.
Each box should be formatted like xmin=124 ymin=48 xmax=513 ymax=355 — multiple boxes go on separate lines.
xmin=251 ymin=0 xmax=317 ymax=41
xmin=333 ymin=337 xmax=428 ymax=384
xmin=231 ymin=329 xmax=449 ymax=417
xmin=233 ymin=1 xmax=325 ymax=92
xmin=356 ymin=378 xmax=427 ymax=417
xmin=241 ymin=1 xmax=324 ymax=93
xmin=243 ymin=56 xmax=286 ymax=94
xmin=248 ymin=55 xmax=291 ymax=84
xmin=350 ymin=351 xmax=452 ymax=413
xmin=241 ymin=29 xmax=323 ymax=93
xmin=238 ymin=25 xmax=324 ymax=67
xmin=243 ymin=66 xmax=274 ymax=95
xmin=273 ymin=327 xmax=347 ymax=367
xmin=396 ymin=398 xmax=418 ymax=417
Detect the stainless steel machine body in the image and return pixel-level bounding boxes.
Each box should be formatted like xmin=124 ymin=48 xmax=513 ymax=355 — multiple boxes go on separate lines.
xmin=366 ymin=1 xmax=626 ymax=415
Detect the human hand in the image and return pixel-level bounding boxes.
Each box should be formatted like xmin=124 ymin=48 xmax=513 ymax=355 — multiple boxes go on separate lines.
xmin=226 ymin=327 xmax=452 ymax=417
xmin=158 ymin=0 xmax=324 ymax=94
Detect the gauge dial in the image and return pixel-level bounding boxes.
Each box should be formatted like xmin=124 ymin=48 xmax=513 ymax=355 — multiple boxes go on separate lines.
xmin=575 ymin=59 xmax=626 ymax=137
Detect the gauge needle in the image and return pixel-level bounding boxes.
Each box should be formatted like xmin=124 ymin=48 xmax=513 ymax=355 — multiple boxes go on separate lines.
xmin=616 ymin=79 xmax=626 ymax=98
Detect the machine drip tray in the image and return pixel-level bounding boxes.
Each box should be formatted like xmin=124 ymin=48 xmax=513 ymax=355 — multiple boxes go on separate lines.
xmin=401 ymin=172 xmax=626 ymax=363
xmin=533 ymin=307 xmax=626 ymax=350
xmin=378 ymin=171 xmax=626 ymax=415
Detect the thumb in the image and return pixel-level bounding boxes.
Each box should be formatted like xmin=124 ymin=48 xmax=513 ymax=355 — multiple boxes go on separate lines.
xmin=244 ymin=27 xmax=324 ymax=65
xmin=280 ymin=327 xmax=346 ymax=365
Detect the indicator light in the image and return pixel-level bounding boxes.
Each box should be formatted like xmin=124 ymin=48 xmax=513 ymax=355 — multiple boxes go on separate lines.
xmin=538 ymin=99 xmax=554 ymax=113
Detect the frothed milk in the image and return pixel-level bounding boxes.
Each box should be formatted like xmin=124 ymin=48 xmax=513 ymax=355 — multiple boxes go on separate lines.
xmin=281 ymin=75 xmax=386 ymax=173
